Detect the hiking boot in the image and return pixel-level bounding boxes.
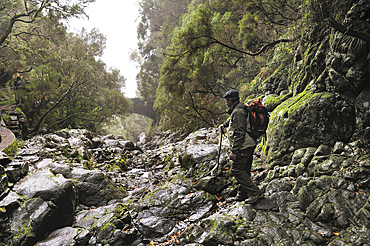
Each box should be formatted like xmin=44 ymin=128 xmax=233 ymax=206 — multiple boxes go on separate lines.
xmin=245 ymin=193 xmax=263 ymax=204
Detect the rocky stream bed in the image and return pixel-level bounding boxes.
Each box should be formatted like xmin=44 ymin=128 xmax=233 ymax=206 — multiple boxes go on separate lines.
xmin=0 ymin=128 xmax=369 ymax=246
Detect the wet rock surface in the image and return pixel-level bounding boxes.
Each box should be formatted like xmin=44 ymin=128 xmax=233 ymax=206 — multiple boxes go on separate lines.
xmin=0 ymin=2 xmax=370 ymax=245
xmin=0 ymin=127 xmax=368 ymax=246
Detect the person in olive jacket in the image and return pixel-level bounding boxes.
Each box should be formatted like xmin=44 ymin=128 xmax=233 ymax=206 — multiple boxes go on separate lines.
xmin=220 ymin=89 xmax=263 ymax=203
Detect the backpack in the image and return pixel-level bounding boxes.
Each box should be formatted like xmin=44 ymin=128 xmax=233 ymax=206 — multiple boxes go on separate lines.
xmin=236 ymin=99 xmax=269 ymax=140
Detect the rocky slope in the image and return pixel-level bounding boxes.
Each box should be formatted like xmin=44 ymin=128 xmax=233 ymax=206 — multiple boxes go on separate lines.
xmin=0 ymin=1 xmax=369 ymax=245
xmin=0 ymin=127 xmax=369 ymax=246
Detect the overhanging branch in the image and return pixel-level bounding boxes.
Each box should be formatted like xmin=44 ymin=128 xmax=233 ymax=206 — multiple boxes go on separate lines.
xmin=30 ymin=79 xmax=77 ymax=133
xmin=164 ymin=35 xmax=297 ymax=59
xmin=328 ymin=19 xmax=370 ymax=46
xmin=0 ymin=1 xmax=47 ymax=46
xmin=209 ymin=37 xmax=297 ymax=56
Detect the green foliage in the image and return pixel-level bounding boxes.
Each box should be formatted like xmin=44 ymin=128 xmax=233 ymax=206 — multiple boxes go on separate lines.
xmin=12 ymin=27 xmax=129 ymax=133
xmin=2 ymin=114 xmax=11 ymax=126
xmin=0 ymin=87 xmax=15 ymax=105
xmin=3 ymin=138 xmax=22 ymax=157
xmin=133 ymin=0 xmax=191 ymax=105
xmin=0 ymin=0 xmax=133 ymax=135
xmin=308 ymin=0 xmax=357 ymax=23
xmin=0 ymin=0 xmax=96 ymax=83
xmin=3 ymin=0 xmax=361 ymax=138
xmin=151 ymin=0 xmax=304 ymax=132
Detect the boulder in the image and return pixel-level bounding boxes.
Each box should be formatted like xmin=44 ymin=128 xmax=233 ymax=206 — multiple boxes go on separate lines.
xmin=9 ymin=169 xmax=78 ymax=245
xmin=32 ymin=227 xmax=82 ymax=246
xmin=179 ymin=214 xmax=235 ymax=245
xmin=264 ymin=91 xmax=355 ymax=167
xmin=58 ymin=166 xmax=127 ymax=207
xmin=73 ymin=203 xmax=138 ymax=246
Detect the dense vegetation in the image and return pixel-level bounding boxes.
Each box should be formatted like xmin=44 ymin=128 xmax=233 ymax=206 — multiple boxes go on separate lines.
xmin=0 ymin=0 xmax=129 ymax=135
xmin=1 ymin=0 xmax=368 ymax=138
xmin=134 ymin=0 xmax=368 ymax=133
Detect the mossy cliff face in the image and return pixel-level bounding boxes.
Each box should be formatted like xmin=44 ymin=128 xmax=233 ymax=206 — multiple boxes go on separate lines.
xmin=257 ymin=0 xmax=370 ymax=166
xmin=264 ymin=91 xmax=355 ymax=167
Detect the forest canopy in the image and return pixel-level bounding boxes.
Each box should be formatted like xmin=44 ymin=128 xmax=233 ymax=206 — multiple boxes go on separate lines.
xmin=133 ymin=0 xmax=367 ymax=134
xmin=0 ymin=0 xmax=129 ymax=134
xmin=0 ymin=0 xmax=366 ymax=137
xmin=134 ymin=0 xmax=302 ymax=132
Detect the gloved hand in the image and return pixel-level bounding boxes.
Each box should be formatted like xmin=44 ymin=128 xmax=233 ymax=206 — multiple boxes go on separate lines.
xmin=229 ymin=152 xmax=237 ymax=160
xmin=219 ymin=124 xmax=224 ymax=134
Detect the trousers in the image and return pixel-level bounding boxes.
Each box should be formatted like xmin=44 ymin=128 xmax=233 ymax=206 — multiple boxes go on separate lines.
xmin=231 ymin=146 xmax=262 ymax=198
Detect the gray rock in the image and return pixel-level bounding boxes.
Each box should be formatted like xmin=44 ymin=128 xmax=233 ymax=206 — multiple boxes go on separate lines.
xmin=0 ymin=190 xmax=23 ymax=213
xmin=223 ymin=202 xmax=257 ymax=221
xmin=291 ymin=148 xmax=307 ymax=165
xmin=36 ymin=227 xmax=80 ymax=246
xmin=314 ymin=144 xmax=331 ymax=156
xmin=13 ymin=169 xmax=78 ymax=225
xmin=63 ymin=167 xmax=127 ymax=206
xmin=265 ymin=177 xmax=293 ymax=195
xmin=11 ymin=196 xmax=77 ymax=245
xmin=195 ymin=175 xmax=227 ymax=194
xmin=333 ymin=142 xmax=345 ymax=154
xmin=5 ymin=161 xmax=28 ymax=183
xmin=179 ymin=213 xmax=235 ymax=245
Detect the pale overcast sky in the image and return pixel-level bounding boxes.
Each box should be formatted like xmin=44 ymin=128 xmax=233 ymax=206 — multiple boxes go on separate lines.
xmin=67 ymin=0 xmax=140 ymax=98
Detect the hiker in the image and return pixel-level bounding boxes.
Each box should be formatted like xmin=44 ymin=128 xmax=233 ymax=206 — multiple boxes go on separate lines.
xmin=219 ymin=89 xmax=263 ymax=203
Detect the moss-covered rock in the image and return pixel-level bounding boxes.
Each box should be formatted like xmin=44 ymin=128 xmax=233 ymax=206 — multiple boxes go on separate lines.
xmin=263 ymin=91 xmax=355 ymax=167
xmin=263 ymin=92 xmax=293 ymax=112
xmin=179 ymin=214 xmax=235 ymax=245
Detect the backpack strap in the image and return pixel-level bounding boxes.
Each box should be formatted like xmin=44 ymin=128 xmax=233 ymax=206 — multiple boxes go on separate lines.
xmin=234 ymin=104 xmax=253 ymax=133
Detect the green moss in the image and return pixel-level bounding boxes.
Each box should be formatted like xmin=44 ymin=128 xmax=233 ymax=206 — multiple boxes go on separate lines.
xmin=240 ymin=79 xmax=259 ymax=97
xmin=3 ymin=138 xmax=19 ymax=156
xmin=163 ymin=159 xmax=175 ymax=171
xmin=259 ymin=137 xmax=268 ymax=158
xmin=113 ymin=204 xmax=127 ymax=216
xmin=263 ymin=92 xmax=292 ymax=109
xmin=12 ymin=220 xmax=35 ymax=243
xmin=106 ymin=176 xmax=127 ymax=200
xmin=358 ymin=154 xmax=370 ymax=161
xmin=2 ymin=114 xmax=11 ymax=126
xmin=84 ymin=160 xmax=94 ymax=170
xmin=101 ymin=222 xmax=114 ymax=232
xmin=264 ymin=96 xmax=280 ymax=106
xmin=118 ymin=157 xmax=127 ymax=164
xmin=15 ymin=108 xmax=26 ymax=117
xmin=272 ymin=91 xmax=332 ymax=120
xmin=263 ymin=91 xmax=334 ymax=164
xmin=170 ymin=173 xmax=183 ymax=183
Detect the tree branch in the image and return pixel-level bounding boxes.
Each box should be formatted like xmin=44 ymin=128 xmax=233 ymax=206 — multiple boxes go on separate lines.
xmin=164 ymin=35 xmax=296 ymax=59
xmin=0 ymin=1 xmax=48 ymax=46
xmin=209 ymin=36 xmax=296 ymax=56
xmin=328 ymin=19 xmax=370 ymax=46
xmin=17 ymin=67 xmax=33 ymax=73
xmin=188 ymin=92 xmax=213 ymax=127
xmin=30 ymin=79 xmax=77 ymax=133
